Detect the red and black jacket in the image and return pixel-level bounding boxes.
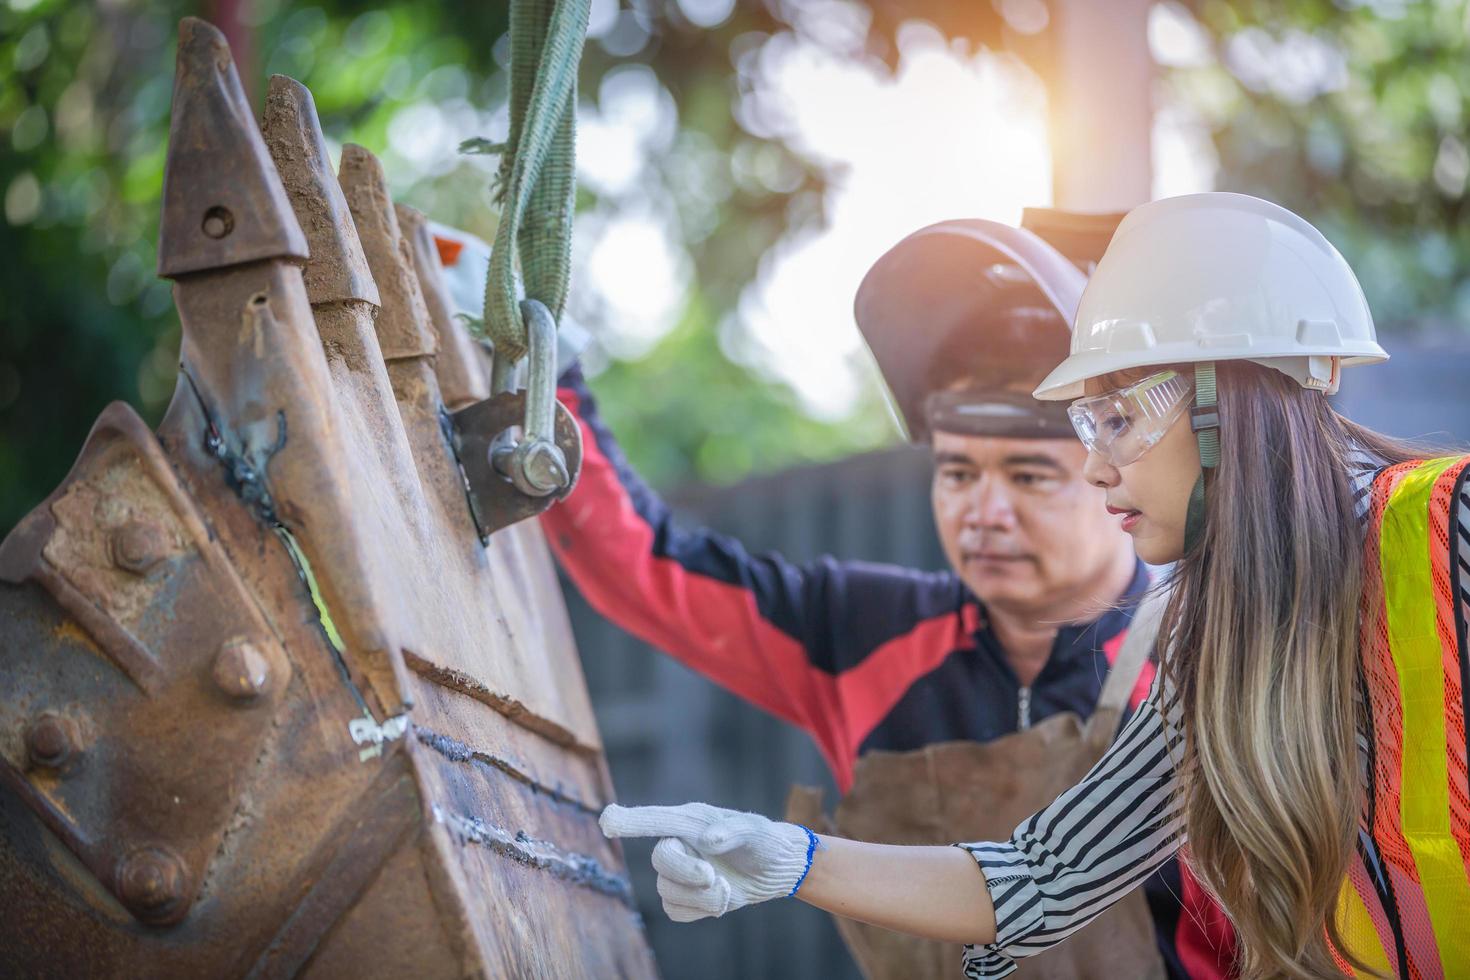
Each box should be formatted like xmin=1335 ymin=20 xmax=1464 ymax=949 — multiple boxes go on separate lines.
xmin=542 ymin=367 xmax=1236 ymax=979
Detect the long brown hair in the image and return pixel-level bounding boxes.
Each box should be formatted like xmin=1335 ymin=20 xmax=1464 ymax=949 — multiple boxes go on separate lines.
xmin=1157 ymin=361 xmax=1426 ymax=979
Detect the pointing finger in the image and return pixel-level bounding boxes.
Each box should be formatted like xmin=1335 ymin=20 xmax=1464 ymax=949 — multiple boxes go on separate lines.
xmin=599 ymin=803 xmax=716 ymax=841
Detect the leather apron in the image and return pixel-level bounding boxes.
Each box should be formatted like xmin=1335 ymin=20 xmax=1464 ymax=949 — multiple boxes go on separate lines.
xmin=786 ymin=593 xmax=1169 ymax=979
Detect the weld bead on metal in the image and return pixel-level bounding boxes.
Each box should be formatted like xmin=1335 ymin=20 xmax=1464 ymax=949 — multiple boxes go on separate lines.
xmin=111 ymin=520 xmax=169 ymax=575
xmin=27 ymin=713 xmax=77 ymax=768
xmin=212 ymin=638 xmax=270 ymax=700
xmin=116 ymin=847 xmax=187 ymax=922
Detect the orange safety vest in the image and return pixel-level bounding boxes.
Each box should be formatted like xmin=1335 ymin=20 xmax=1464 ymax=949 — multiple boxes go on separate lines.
xmin=1335 ymin=455 xmax=1470 ymax=979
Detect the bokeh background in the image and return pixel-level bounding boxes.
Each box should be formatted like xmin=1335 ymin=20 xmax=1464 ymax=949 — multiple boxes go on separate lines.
xmin=4 ymin=1 xmax=1470 ymax=976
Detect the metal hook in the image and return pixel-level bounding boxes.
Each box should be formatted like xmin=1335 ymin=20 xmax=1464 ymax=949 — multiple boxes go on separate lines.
xmin=448 ymin=299 xmax=582 ymax=540
xmin=490 ymin=299 xmax=570 ymax=497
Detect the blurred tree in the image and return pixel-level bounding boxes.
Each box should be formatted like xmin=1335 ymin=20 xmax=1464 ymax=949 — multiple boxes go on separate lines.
xmin=1171 ymin=0 xmax=1470 ymax=331
xmin=5 ymin=0 xmax=1465 ymax=534
xmin=0 ymin=0 xmax=515 ymax=529
xmin=1 ymin=0 xmax=1004 ymax=532
xmin=0 ymin=0 xmax=866 ymax=532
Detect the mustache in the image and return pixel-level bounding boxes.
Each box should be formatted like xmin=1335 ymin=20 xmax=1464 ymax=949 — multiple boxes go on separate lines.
xmin=958 ymin=538 xmax=1031 ymax=561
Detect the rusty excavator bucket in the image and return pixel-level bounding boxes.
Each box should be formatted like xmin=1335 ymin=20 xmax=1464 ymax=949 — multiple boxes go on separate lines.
xmin=0 ymin=18 xmax=654 ymax=978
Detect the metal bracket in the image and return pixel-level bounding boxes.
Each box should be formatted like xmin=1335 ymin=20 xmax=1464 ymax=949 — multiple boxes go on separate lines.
xmin=449 ymin=299 xmax=582 ymax=541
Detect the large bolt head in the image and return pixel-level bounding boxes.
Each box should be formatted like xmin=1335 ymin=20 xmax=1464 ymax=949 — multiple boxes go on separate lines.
xmin=515 ymin=439 xmax=569 ymax=496
xmin=26 ymin=713 xmax=77 ymax=768
xmin=111 ymin=520 xmax=169 ymax=575
xmin=117 ymin=846 xmax=188 ymax=923
xmin=212 ymin=638 xmax=270 ymax=700
xmin=201 ymin=205 xmax=234 ymax=239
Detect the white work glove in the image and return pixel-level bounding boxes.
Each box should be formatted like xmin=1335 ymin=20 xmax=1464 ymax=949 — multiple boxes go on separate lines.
xmin=600 ymin=802 xmax=817 ymax=922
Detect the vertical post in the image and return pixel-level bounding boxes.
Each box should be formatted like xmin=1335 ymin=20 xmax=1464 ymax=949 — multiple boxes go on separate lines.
xmin=208 ymin=0 xmax=257 ymax=107
xmin=1046 ymin=0 xmax=1155 ymax=211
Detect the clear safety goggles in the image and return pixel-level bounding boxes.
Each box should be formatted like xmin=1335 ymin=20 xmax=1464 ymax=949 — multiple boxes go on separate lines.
xmin=1067 ymin=369 xmax=1194 ymax=466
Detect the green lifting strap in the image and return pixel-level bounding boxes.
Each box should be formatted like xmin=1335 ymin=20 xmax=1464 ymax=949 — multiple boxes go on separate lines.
xmin=1184 ymin=361 xmax=1219 ymax=551
xmin=481 ymin=0 xmax=591 ymax=364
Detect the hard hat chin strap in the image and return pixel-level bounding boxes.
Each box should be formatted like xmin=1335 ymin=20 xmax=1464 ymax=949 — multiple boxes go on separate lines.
xmin=1184 ymin=362 xmax=1219 ymax=552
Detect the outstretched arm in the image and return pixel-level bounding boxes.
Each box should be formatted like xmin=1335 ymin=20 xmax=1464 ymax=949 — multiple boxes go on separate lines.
xmin=603 ymin=686 xmax=1186 ymax=976
xmin=798 ymin=836 xmax=997 ymax=944
xmin=600 ymin=802 xmax=996 ymax=944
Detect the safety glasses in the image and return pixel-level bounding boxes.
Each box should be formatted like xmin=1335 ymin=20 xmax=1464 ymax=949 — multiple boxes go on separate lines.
xmin=1067 ymin=369 xmax=1194 ymax=466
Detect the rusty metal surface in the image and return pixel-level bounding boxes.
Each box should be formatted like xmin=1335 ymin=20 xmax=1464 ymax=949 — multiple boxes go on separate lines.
xmin=397 ymin=202 xmax=488 ymax=411
xmin=157 ymin=18 xmax=308 ymax=278
xmin=452 ymin=390 xmax=584 ymax=540
xmin=1 ymin=16 xmax=654 ymax=979
xmin=0 ymin=403 xmax=294 ymax=928
xmin=261 ymin=75 xmax=380 ymax=309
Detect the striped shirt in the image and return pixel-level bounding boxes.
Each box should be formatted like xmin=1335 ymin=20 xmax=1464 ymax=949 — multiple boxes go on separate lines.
xmin=957 ymin=453 xmax=1470 ymax=978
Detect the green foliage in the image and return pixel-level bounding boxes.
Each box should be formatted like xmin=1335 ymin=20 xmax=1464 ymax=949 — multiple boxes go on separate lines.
xmin=2 ymin=0 xmax=185 ymax=532
xmin=1174 ymin=0 xmax=1470 ymax=329
xmin=0 ymin=0 xmax=837 ymax=532
xmin=459 ymin=137 xmax=508 ymax=155
xmin=588 ymin=292 xmax=898 ymax=490
xmin=0 ymin=0 xmax=526 ymax=531
xmin=6 ymin=0 xmax=1465 ymax=536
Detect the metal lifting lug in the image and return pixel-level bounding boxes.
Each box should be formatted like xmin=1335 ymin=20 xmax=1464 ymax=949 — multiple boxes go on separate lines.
xmin=449 ymin=299 xmax=583 ymax=540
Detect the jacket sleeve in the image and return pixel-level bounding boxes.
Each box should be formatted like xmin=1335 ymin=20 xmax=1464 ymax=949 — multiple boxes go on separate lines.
xmin=957 ymin=684 xmax=1187 ymax=979
xmin=539 ymin=367 xmax=964 ymax=784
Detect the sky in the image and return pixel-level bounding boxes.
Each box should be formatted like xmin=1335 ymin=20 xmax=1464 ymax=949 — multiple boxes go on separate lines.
xmin=565 ymin=1 xmax=1221 ymax=421
xmin=372 ymin=1 xmax=1223 ymax=423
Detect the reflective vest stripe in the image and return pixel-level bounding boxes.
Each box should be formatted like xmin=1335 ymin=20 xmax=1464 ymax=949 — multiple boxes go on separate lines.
xmin=1350 ymin=456 xmax=1470 ymax=977
xmin=1336 ymin=855 xmax=1399 ymax=978
xmin=1425 ymin=464 xmax=1470 ymax=884
xmin=1380 ymin=456 xmax=1470 ymax=978
xmin=1360 ymin=461 xmax=1438 ymax=980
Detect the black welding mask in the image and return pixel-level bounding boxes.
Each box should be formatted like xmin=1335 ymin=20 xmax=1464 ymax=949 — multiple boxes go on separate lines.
xmin=854 ymin=209 xmax=1123 ymax=443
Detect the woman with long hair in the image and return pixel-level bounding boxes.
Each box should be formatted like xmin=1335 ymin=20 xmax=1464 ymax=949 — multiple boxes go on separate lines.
xmin=601 ymin=193 xmax=1470 ymax=978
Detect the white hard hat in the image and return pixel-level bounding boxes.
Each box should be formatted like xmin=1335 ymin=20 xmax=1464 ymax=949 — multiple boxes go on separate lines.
xmin=427 ymin=220 xmax=492 ymax=319
xmin=1033 ymin=192 xmax=1388 ymax=401
xmin=428 ymin=221 xmax=589 ymax=370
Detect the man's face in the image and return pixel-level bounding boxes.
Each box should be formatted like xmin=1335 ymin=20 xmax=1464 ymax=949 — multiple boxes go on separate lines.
xmin=929 ymin=430 xmax=1133 ymax=613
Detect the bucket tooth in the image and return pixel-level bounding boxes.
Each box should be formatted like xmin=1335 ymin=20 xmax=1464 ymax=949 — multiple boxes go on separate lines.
xmin=262 ymin=82 xmax=432 ymax=568
xmin=2 ymin=23 xmax=656 ymax=978
xmin=157 ymin=17 xmax=307 ymax=278
xmin=262 ymin=75 xmax=380 ymax=308
xmin=338 ymin=144 xmax=438 ymax=362
xmin=397 ymin=204 xmax=489 ymax=408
